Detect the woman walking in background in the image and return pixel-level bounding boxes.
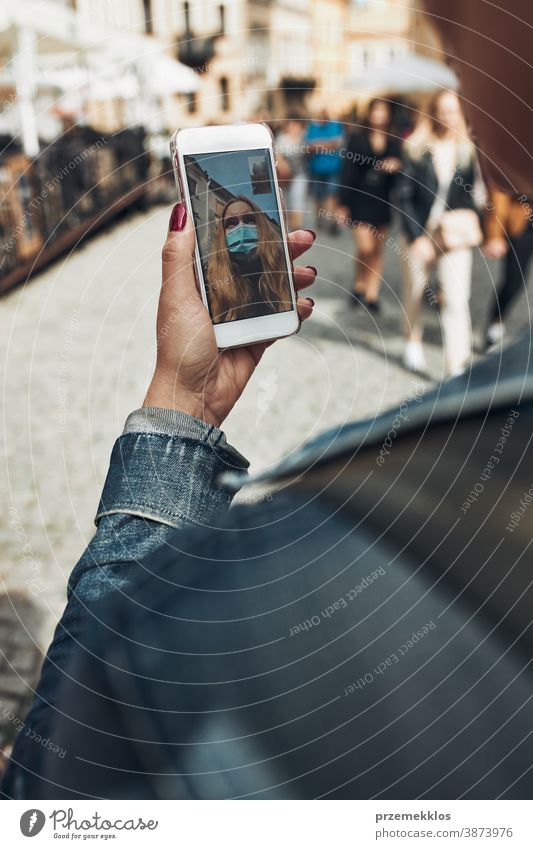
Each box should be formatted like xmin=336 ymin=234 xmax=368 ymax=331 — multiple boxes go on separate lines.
xmin=304 ymin=109 xmax=344 ymax=233
xmin=397 ymin=89 xmax=482 ymax=376
xmin=275 ymin=115 xmax=308 ymax=231
xmin=339 ymin=98 xmax=402 ymax=312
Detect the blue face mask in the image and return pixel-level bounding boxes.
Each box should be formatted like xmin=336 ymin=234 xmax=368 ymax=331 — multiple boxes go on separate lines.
xmin=225 ymin=223 xmax=258 ymax=258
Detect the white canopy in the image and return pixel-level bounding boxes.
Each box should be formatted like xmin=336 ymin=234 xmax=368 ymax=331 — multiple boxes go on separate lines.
xmin=0 ymin=1 xmax=87 ymax=154
xmin=84 ymin=28 xmax=200 ymax=95
xmin=0 ymin=4 xmax=200 ymax=153
xmin=0 ymin=10 xmax=84 ymax=57
xmin=140 ymin=52 xmax=200 ymax=96
xmin=346 ymin=52 xmax=459 ymax=95
xmin=37 ymin=66 xmax=140 ymax=101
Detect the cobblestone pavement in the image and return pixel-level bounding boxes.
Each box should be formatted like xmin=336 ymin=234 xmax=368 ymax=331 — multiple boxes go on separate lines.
xmin=0 ymin=203 xmax=528 ymax=657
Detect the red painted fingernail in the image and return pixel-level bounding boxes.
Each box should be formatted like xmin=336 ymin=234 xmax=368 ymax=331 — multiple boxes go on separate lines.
xmin=307 ymin=265 xmax=318 ymax=276
xmin=304 ymin=229 xmax=317 ymax=241
xmin=306 ymin=297 xmax=315 ymax=307
xmin=169 ymin=203 xmax=187 ymax=231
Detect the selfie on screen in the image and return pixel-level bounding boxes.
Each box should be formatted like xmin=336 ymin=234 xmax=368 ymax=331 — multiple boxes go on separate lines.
xmin=183 ymin=150 xmax=292 ymax=323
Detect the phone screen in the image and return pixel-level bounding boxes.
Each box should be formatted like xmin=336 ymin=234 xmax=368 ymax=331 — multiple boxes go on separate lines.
xmin=183 ymin=148 xmax=293 ymax=324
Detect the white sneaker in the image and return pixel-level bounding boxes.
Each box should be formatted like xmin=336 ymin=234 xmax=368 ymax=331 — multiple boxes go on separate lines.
xmin=486 ymin=322 xmax=505 ymax=348
xmin=447 ymin=367 xmax=466 ymax=379
xmin=403 ymin=340 xmax=427 ymax=373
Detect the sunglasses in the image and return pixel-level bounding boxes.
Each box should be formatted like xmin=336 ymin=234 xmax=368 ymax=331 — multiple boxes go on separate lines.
xmin=223 ymin=213 xmax=256 ymax=230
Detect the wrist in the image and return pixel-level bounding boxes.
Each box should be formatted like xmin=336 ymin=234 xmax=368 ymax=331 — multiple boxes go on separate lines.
xmin=144 ymin=372 xmax=220 ymax=427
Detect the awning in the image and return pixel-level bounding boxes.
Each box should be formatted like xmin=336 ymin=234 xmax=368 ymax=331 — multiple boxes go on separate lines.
xmin=0 ymin=64 xmax=140 ymax=102
xmin=0 ymin=1 xmax=86 ymax=56
xmin=140 ymin=52 xmax=200 ymax=96
xmin=37 ymin=66 xmax=140 ymax=101
xmin=0 ymin=1 xmax=88 ymax=155
xmin=345 ymin=52 xmax=459 ymax=95
xmin=86 ymin=29 xmax=200 ymax=95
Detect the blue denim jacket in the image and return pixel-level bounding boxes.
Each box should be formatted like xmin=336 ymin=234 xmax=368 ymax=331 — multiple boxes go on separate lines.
xmin=2 ymin=407 xmax=249 ymax=795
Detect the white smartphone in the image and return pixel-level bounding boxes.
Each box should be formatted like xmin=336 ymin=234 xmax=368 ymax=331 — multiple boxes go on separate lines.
xmin=170 ymin=122 xmax=300 ymax=349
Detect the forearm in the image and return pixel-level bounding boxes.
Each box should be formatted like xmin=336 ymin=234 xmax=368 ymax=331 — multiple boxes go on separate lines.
xmin=2 ymin=408 xmax=249 ymax=795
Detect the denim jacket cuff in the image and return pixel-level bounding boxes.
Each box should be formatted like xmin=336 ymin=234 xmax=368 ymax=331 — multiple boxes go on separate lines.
xmin=95 ymin=408 xmax=249 ymax=529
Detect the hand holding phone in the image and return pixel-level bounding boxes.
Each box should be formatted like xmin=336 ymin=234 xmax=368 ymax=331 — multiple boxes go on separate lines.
xmin=143 ymin=201 xmax=316 ymax=428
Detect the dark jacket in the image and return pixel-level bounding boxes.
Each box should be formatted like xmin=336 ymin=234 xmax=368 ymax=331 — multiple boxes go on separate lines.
xmin=397 ymin=148 xmax=478 ymax=242
xmin=339 ymin=130 xmax=403 ymax=226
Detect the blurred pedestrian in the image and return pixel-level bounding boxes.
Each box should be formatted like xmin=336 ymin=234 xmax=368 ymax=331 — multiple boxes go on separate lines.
xmin=483 ymin=191 xmax=533 ymax=349
xmin=397 ymin=89 xmax=483 ymax=376
xmin=275 ymin=115 xmax=308 ymax=231
xmin=304 ymin=109 xmax=344 ymax=232
xmin=338 ymin=98 xmax=402 ymax=311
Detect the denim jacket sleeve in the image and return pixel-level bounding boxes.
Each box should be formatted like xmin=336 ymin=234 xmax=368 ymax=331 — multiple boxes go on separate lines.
xmin=1 ymin=408 xmax=249 ymax=797
xmin=67 ymin=407 xmax=249 ymax=597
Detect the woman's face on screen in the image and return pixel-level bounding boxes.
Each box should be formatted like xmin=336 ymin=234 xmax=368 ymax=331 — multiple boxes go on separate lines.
xmin=223 ymin=201 xmax=259 ymax=260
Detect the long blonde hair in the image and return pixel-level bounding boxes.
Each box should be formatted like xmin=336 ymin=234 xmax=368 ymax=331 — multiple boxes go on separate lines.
xmin=207 ymin=196 xmax=291 ymax=323
xmin=406 ymin=89 xmax=474 ymax=166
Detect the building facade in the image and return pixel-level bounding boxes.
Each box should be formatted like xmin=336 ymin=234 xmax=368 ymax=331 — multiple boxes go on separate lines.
xmin=1 ymin=0 xmax=423 ymax=140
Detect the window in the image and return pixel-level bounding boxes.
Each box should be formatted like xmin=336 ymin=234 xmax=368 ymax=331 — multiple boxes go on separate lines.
xmin=143 ymin=0 xmax=153 ymax=34
xmin=186 ymin=91 xmax=197 ymax=114
xmin=220 ymin=77 xmax=230 ymax=112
